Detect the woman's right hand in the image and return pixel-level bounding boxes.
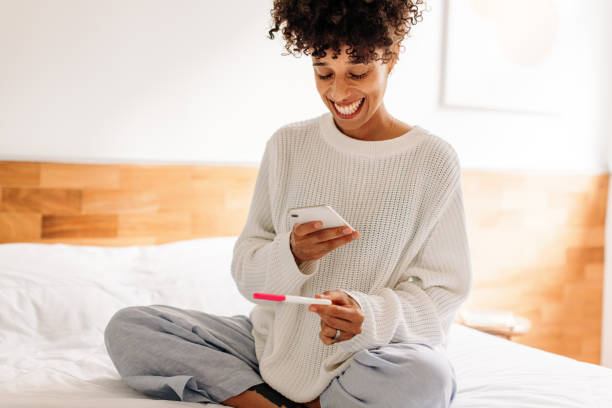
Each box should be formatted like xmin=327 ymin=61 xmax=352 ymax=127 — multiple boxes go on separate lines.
xmin=290 ymin=221 xmax=360 ymax=266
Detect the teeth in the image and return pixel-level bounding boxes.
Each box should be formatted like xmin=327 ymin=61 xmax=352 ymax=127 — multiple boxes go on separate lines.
xmin=334 ymin=98 xmax=363 ymax=115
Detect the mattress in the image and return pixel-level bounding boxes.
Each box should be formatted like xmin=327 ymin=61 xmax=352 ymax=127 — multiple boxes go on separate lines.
xmin=1 ymin=237 xmax=611 ymax=408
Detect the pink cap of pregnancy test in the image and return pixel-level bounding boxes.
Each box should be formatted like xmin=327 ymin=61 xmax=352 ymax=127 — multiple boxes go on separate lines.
xmin=253 ymin=293 xmax=286 ymax=301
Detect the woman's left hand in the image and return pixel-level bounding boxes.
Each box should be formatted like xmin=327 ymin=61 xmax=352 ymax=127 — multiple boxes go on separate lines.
xmin=308 ymin=290 xmax=364 ymax=345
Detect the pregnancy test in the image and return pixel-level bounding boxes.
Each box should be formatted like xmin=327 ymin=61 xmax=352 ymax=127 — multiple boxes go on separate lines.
xmin=253 ymin=292 xmax=332 ymax=305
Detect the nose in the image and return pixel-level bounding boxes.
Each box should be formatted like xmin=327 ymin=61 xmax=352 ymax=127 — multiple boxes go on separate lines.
xmin=329 ymin=77 xmax=351 ymax=103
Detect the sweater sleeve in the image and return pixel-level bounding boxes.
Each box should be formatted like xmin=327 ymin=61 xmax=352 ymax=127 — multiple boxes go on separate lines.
xmin=338 ymin=178 xmax=473 ymax=353
xmin=231 ymin=135 xmax=321 ymax=305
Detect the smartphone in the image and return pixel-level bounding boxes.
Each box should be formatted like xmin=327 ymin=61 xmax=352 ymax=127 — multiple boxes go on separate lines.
xmin=288 ymin=204 xmax=354 ymax=231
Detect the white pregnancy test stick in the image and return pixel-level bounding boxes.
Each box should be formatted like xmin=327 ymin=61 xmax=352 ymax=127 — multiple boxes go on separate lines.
xmin=253 ymin=292 xmax=332 ymax=305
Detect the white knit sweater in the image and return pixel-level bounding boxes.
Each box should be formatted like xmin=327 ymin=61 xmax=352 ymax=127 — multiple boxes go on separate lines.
xmin=231 ymin=111 xmax=473 ymax=403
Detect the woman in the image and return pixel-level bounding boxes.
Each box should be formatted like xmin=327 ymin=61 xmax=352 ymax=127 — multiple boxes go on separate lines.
xmin=104 ymin=1 xmax=472 ymax=407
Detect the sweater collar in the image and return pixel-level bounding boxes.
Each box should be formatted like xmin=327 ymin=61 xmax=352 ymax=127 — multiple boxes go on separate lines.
xmin=318 ymin=112 xmax=429 ymax=158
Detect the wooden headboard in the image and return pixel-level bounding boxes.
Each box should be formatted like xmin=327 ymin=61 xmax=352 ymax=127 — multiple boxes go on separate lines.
xmin=0 ymin=161 xmax=258 ymax=245
xmin=0 ymin=160 xmax=607 ymax=365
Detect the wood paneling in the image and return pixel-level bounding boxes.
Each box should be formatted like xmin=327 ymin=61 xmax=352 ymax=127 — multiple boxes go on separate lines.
xmin=82 ymin=190 xmax=158 ymax=214
xmin=458 ymin=170 xmax=607 ymax=365
xmin=2 ymin=188 xmax=81 ymax=214
xmin=40 ymin=163 xmax=120 ymax=189
xmin=0 ymin=162 xmax=40 ymax=186
xmin=42 ymin=214 xmax=118 ymax=238
xmin=0 ymin=161 xmax=258 ymax=244
xmin=0 ymin=160 xmax=607 ymax=365
xmin=118 ymin=166 xmax=191 ymax=190
xmin=0 ymin=212 xmax=41 ymax=240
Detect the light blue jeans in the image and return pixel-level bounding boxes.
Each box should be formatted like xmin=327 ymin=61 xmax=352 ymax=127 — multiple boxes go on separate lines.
xmin=104 ymin=304 xmax=457 ymax=407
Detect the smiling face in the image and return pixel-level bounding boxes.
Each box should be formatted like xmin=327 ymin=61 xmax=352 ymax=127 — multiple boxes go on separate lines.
xmin=312 ymin=45 xmax=397 ymax=135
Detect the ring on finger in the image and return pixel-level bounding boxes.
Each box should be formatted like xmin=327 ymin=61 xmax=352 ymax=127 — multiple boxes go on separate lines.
xmin=332 ymin=328 xmax=341 ymax=340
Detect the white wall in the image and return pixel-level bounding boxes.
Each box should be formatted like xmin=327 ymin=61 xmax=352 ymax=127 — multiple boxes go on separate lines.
xmin=1 ymin=1 xmax=611 ymax=364
xmin=0 ymin=0 xmax=609 ymax=172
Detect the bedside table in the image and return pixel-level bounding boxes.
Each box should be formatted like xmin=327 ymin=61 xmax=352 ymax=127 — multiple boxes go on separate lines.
xmin=456 ymin=309 xmax=532 ymax=340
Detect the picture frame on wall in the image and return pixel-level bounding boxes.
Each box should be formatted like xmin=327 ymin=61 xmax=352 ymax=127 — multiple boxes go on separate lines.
xmin=441 ymin=0 xmax=564 ymax=115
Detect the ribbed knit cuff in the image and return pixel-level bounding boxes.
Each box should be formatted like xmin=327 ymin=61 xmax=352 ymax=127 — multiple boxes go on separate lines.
xmin=274 ymin=231 xmax=321 ymax=294
xmin=297 ymin=259 xmax=321 ymax=276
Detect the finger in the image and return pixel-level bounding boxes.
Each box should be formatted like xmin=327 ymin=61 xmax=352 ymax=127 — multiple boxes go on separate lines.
xmin=319 ymin=331 xmax=333 ymax=345
xmin=319 ymin=327 xmax=340 ymax=345
xmin=313 ymin=225 xmax=354 ymax=244
xmin=294 ymin=220 xmax=324 ymax=238
xmin=320 ymin=325 xmax=347 ymax=344
xmin=314 ymin=304 xmax=357 ymax=322
xmin=321 ymin=316 xmax=353 ymax=332
xmin=311 ymin=232 xmax=359 ymax=255
xmin=316 ymin=291 xmax=351 ymax=307
xmin=322 ymin=325 xmax=338 ymax=339
xmin=300 ymin=225 xmax=353 ymax=251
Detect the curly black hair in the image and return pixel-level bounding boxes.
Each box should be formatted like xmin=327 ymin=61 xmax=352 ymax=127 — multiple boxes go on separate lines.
xmin=267 ymin=0 xmax=426 ymax=65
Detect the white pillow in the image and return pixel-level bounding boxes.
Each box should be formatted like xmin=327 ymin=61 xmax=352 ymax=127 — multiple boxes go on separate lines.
xmin=0 ymin=236 xmax=255 ymax=349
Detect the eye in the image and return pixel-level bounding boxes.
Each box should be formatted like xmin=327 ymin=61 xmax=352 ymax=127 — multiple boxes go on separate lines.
xmin=350 ymin=72 xmax=368 ymax=79
xmin=317 ymin=72 xmax=369 ymax=80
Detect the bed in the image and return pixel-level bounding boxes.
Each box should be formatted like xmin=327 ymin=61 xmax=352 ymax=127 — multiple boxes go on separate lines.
xmin=1 ymin=236 xmax=611 ymax=408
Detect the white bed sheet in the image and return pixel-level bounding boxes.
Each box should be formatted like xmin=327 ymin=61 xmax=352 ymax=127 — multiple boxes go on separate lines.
xmin=1 ymin=237 xmax=611 ymax=408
